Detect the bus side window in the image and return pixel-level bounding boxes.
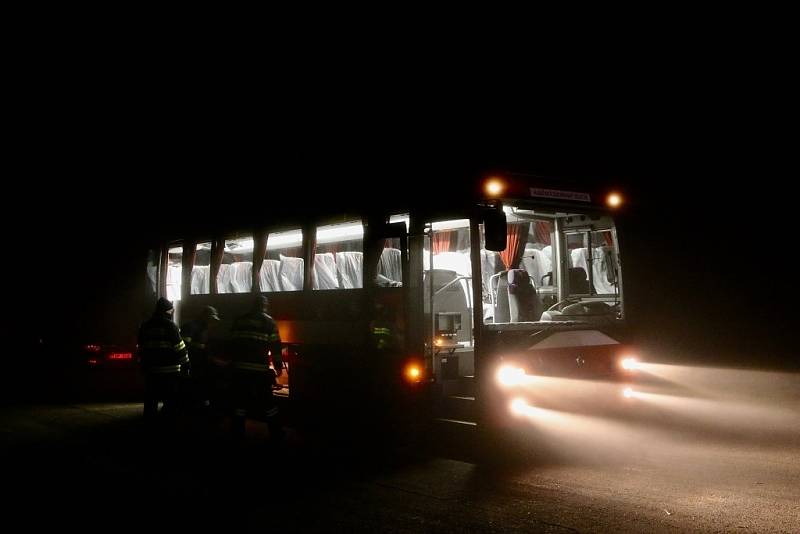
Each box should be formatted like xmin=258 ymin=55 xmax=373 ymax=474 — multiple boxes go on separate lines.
xmin=263 ymin=229 xmax=304 ymax=292
xmin=374 ymin=214 xmax=408 ymax=288
xmin=314 ymin=220 xmax=364 ymax=290
xmin=376 ymin=237 xmax=402 ymax=287
xmin=191 ymin=242 xmax=212 ymax=295
xmin=218 ymin=235 xmax=254 ymax=294
xmin=166 ymin=245 xmax=182 ymax=302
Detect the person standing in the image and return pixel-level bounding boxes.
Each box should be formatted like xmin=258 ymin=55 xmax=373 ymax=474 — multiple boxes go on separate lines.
xmin=229 ymin=296 xmax=283 ymax=441
xmin=137 ymin=297 xmax=188 ymax=421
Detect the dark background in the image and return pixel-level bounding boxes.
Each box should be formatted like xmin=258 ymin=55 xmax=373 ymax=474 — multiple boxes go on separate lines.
xmin=2 ymin=85 xmax=794 ymax=375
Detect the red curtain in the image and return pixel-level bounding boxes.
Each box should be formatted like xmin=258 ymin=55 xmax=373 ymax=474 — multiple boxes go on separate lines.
xmin=603 ymin=232 xmax=613 ymax=246
xmin=432 ymin=231 xmax=452 ymax=254
xmin=499 ymin=223 xmax=527 ymax=269
xmin=534 ymin=221 xmax=552 ymax=245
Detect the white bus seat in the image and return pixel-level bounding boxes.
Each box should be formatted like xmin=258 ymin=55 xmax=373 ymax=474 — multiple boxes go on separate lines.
xmin=490 ymin=271 xmax=510 ymax=323
xmin=378 ymin=248 xmax=402 ymax=284
xmin=191 ymin=265 xmax=209 ymax=294
xmin=336 ymin=251 xmax=363 ymax=289
xmin=166 ymin=264 xmax=182 ymax=301
xmin=521 ymin=248 xmax=553 ymax=287
xmin=313 ymin=253 xmax=339 ymax=289
xmin=542 ymin=245 xmax=552 ymax=262
xmin=480 ymin=249 xmax=501 ymax=301
xmin=259 ymin=259 xmax=281 ymax=292
xmin=216 ymin=264 xmax=232 ymax=294
xmin=592 ymin=246 xmax=617 ymax=294
xmin=521 ymin=257 xmax=538 ymax=288
xmin=279 ymin=255 xmax=304 ymax=291
xmin=229 ymin=261 xmax=253 ymax=293
xmin=571 ymin=247 xmax=616 ymax=295
xmin=571 ymin=248 xmax=589 ymax=277
xmin=429 ymin=251 xmax=472 ymax=311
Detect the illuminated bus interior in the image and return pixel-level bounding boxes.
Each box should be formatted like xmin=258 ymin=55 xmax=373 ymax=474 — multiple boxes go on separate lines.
xmin=425 ymin=218 xmax=475 ymax=380
xmin=480 ymin=205 xmax=621 ymax=325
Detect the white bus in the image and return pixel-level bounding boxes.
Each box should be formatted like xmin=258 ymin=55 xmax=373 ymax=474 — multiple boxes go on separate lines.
xmin=143 ymin=173 xmax=634 ymax=436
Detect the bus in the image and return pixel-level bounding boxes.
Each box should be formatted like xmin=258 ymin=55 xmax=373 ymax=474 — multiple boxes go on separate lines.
xmin=144 ymin=173 xmax=633 ymax=440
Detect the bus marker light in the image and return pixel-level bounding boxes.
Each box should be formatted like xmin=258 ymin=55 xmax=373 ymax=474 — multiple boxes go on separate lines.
xmin=485 ymin=179 xmax=505 ymax=196
xmin=606 ymin=192 xmax=623 ymax=208
xmin=405 ymin=364 xmax=422 ymax=382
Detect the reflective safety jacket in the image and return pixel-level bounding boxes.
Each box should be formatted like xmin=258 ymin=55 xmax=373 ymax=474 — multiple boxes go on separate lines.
xmin=231 ymin=312 xmax=283 ymax=372
xmin=138 ymin=312 xmax=188 ymax=374
xmin=371 ymin=325 xmax=393 ymax=350
xmin=370 ymin=319 xmax=402 ymax=353
xmin=229 ymin=311 xmax=282 ymax=373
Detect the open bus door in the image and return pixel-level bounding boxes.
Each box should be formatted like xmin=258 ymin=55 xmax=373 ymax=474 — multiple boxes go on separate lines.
xmin=415 ymin=214 xmax=480 ymax=433
xmin=364 ymin=218 xmax=412 ymax=379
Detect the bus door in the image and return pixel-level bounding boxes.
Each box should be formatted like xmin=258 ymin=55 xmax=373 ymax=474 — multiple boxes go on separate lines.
xmin=423 ymin=218 xmax=475 ymax=388
xmin=366 ymin=217 xmax=409 ymax=369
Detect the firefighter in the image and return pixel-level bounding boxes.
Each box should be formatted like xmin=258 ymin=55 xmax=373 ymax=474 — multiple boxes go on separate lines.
xmin=368 ymin=301 xmax=405 ymax=399
xmin=181 ymin=305 xmax=220 ymax=411
xmin=369 ymin=301 xmax=402 ymax=354
xmin=229 ymin=295 xmax=284 ymax=441
xmin=137 ymin=297 xmax=188 ymax=421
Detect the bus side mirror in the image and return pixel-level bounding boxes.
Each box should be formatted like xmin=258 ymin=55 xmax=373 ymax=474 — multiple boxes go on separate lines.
xmin=484 ymin=209 xmax=507 ymax=251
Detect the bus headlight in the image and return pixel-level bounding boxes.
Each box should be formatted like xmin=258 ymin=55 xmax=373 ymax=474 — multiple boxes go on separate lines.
xmin=620 ymin=357 xmax=639 ymax=371
xmin=510 ymin=398 xmax=529 ymax=416
xmin=496 ymin=365 xmax=527 ymax=388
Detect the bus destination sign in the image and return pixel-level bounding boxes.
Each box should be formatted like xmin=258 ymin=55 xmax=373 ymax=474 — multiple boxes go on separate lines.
xmin=530 ymin=188 xmax=591 ymax=202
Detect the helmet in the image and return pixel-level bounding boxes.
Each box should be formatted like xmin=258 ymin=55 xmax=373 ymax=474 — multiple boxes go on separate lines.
xmin=156 ymin=297 xmax=174 ymax=313
xmin=253 ymin=295 xmax=269 ymax=312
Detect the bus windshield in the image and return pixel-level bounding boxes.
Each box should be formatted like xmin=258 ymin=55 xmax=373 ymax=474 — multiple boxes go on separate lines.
xmin=480 ymin=204 xmax=622 ymax=324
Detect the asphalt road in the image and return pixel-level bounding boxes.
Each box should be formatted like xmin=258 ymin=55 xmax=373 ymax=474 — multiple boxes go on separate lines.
xmin=1 ymin=365 xmax=799 ymax=533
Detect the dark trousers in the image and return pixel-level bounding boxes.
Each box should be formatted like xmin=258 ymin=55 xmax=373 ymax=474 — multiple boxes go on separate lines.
xmin=231 ymin=369 xmax=282 ymax=439
xmin=143 ymin=372 xmax=180 ymax=420
xmin=189 ymin=354 xmax=210 ymax=405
